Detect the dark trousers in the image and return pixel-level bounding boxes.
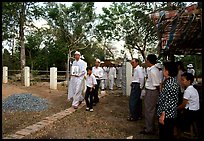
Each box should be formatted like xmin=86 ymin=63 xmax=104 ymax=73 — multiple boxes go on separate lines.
xmin=93 ymin=79 xmax=100 ymax=103
xmin=129 ymin=82 xmax=142 ymax=119
xmin=85 ymin=86 xmax=94 ymax=109
xmin=159 ymin=118 xmax=175 ymax=140
xmin=176 ymin=108 xmax=199 ymax=131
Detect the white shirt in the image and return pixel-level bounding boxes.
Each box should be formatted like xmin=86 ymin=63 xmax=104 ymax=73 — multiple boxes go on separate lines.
xmin=86 ymin=74 xmax=97 ymax=88
xmin=92 ymin=66 xmax=103 ymax=80
xmin=145 ymin=65 xmax=160 ymax=90
xmin=108 ymin=67 xmax=116 ymax=79
xmin=132 ymin=65 xmax=144 ymax=89
xmin=183 ymin=85 xmax=200 ymax=111
xmin=102 ymin=67 xmax=109 ymax=79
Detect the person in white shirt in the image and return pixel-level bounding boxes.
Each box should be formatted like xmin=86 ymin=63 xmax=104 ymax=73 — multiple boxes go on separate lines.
xmin=108 ymin=64 xmax=116 ymax=90
xmin=85 ymin=67 xmax=97 ymax=112
xmin=101 ymin=63 xmax=109 ymax=90
xmin=92 ymin=59 xmax=103 ymax=105
xmin=176 ymin=72 xmax=200 ymax=134
xmin=68 ymin=51 xmax=87 ymax=109
xmin=140 ymin=54 xmax=160 ymax=135
xmin=127 ymin=58 xmax=144 ymax=121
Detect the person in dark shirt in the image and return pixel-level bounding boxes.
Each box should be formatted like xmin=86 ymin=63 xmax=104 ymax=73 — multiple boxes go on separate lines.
xmin=157 ymin=61 xmax=180 ymax=140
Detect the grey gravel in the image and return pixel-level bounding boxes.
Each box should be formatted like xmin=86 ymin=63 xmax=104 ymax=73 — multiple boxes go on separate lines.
xmin=2 ymin=93 xmax=49 ymax=112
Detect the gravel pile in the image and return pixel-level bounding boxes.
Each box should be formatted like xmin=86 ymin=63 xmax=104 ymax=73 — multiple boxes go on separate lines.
xmin=2 ymin=93 xmax=49 ymax=112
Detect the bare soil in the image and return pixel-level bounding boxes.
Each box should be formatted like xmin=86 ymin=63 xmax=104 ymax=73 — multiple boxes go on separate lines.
xmin=2 ymin=82 xmax=202 ymax=139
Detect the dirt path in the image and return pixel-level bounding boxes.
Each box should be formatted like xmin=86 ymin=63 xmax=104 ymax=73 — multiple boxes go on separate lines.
xmin=28 ymin=90 xmax=159 ymax=139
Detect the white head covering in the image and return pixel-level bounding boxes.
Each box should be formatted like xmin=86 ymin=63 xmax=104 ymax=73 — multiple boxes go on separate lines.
xmin=96 ymin=58 xmax=101 ymax=63
xmin=74 ymin=51 xmax=81 ymax=55
xmin=187 ymin=64 xmax=193 ymax=68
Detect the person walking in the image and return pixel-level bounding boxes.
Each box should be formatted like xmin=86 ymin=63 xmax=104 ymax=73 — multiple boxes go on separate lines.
xmin=68 ymin=51 xmax=87 ymax=109
xmin=127 ymin=58 xmax=144 ymax=121
xmin=92 ymin=59 xmax=103 ymax=105
xmin=140 ymin=54 xmax=160 ymax=135
xmin=157 ymin=61 xmax=180 ymax=140
xmin=101 ymin=63 xmax=109 ymax=90
xmin=85 ymin=66 xmax=97 ymax=112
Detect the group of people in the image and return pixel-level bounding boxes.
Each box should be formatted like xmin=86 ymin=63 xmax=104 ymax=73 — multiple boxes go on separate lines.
xmin=67 ymin=51 xmax=122 ymax=112
xmin=67 ymin=51 xmax=200 ymax=139
xmin=127 ymin=54 xmax=200 ymax=140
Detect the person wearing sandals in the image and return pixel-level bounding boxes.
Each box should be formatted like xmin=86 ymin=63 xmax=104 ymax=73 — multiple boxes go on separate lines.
xmin=85 ymin=66 xmax=97 ymax=112
xmin=127 ymin=58 xmax=144 ymax=121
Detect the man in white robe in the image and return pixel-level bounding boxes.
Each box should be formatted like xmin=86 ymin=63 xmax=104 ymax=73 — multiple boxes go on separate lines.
xmin=68 ymin=51 xmax=87 ymax=109
xmin=101 ymin=63 xmax=109 ymax=90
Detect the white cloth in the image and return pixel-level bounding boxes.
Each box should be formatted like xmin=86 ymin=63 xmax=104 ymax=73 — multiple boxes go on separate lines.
xmin=183 ymin=85 xmax=200 ymax=111
xmin=92 ymin=66 xmax=103 ymax=80
xmin=108 ymin=67 xmax=116 ymax=90
xmin=101 ymin=67 xmax=109 ymax=89
xmin=68 ymin=59 xmax=87 ymax=107
xmin=132 ymin=65 xmax=145 ymax=89
xmin=145 ymin=65 xmax=160 ymax=90
xmin=86 ymin=74 xmax=97 ymax=88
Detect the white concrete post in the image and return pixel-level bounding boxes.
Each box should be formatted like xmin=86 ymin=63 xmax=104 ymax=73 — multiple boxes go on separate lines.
xmin=3 ymin=66 xmax=8 ymax=83
xmin=50 ymin=67 xmax=57 ymax=90
xmin=126 ymin=62 xmax=132 ymax=96
xmin=24 ymin=66 xmax=30 ymax=87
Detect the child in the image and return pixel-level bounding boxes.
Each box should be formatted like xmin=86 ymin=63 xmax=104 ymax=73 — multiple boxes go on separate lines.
xmin=85 ymin=66 xmax=97 ymax=112
xmin=176 ymin=72 xmax=200 ymax=136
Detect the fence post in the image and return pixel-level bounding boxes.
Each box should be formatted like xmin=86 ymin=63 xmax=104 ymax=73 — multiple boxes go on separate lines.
xmin=3 ymin=66 xmax=8 ymax=83
xmin=24 ymin=66 xmax=30 ymax=87
xmin=50 ymin=67 xmax=57 ymax=90
xmin=126 ymin=62 xmax=132 ymax=96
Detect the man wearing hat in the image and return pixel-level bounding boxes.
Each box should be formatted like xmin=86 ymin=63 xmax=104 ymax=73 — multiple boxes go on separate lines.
xmin=187 ymin=64 xmax=195 ymax=76
xmin=68 ymin=51 xmax=87 ymax=109
xmin=92 ymin=58 xmax=103 ymax=105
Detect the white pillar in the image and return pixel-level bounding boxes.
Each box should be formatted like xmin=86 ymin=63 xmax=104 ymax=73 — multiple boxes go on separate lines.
xmin=126 ymin=62 xmax=132 ymax=96
xmin=3 ymin=66 xmax=8 ymax=83
xmin=24 ymin=66 xmax=30 ymax=87
xmin=50 ymin=67 xmax=57 ymax=90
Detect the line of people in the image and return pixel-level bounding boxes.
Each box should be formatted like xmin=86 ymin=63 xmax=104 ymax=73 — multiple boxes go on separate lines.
xmin=127 ymin=54 xmax=200 ymax=140
xmin=67 ymin=51 xmax=122 ymax=112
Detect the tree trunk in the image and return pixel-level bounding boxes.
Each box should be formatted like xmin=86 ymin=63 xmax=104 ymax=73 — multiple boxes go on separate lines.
xmin=20 ymin=2 xmax=26 ymax=85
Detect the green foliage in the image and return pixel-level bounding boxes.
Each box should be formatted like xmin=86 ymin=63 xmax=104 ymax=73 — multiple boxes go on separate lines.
xmin=95 ymin=2 xmax=158 ymax=60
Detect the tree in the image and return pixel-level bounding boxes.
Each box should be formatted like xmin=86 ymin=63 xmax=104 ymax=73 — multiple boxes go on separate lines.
xmin=95 ymin=2 xmax=167 ymax=61
xmin=2 ymin=2 xmax=44 ymax=84
xmin=43 ymin=2 xmax=96 ymax=80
